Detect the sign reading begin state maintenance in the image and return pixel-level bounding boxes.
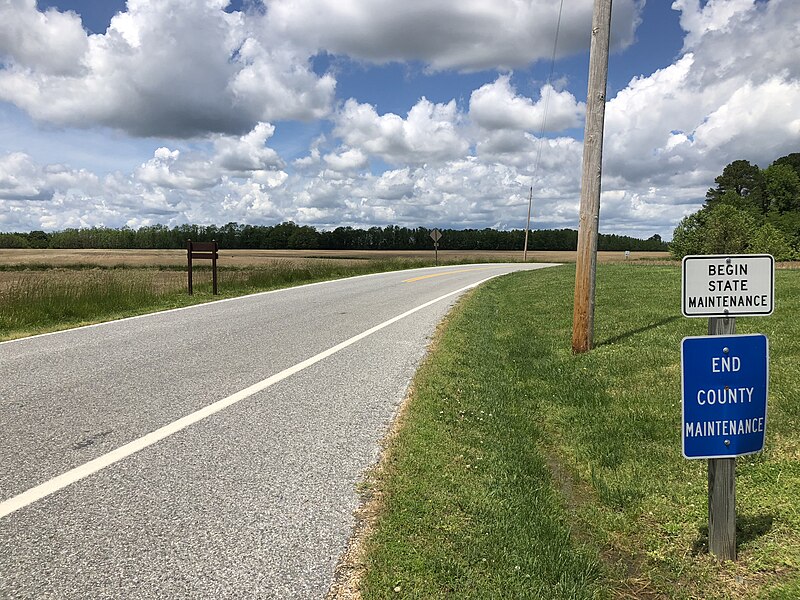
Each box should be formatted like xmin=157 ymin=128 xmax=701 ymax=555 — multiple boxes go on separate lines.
xmin=682 ymin=334 xmax=768 ymax=459
xmin=682 ymin=254 xmax=774 ymax=317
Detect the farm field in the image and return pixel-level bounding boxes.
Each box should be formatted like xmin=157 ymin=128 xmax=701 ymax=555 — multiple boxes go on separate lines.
xmin=0 ymin=248 xmax=672 ymax=268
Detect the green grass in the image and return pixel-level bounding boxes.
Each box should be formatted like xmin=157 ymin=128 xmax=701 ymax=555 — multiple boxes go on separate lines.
xmin=360 ymin=264 xmax=800 ymax=599
xmin=0 ymin=270 xmax=164 ymax=335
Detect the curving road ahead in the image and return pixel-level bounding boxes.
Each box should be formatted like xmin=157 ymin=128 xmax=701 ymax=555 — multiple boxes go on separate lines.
xmin=0 ymin=262 xmax=557 ymax=598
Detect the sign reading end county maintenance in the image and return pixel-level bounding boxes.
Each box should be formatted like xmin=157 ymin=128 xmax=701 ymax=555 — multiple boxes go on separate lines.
xmin=682 ymin=254 xmax=774 ymax=317
xmin=682 ymin=334 xmax=768 ymax=459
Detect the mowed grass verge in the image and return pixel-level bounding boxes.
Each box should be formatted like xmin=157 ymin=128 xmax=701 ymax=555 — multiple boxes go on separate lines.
xmin=359 ymin=264 xmax=799 ymax=599
xmin=0 ymin=258 xmax=449 ymax=341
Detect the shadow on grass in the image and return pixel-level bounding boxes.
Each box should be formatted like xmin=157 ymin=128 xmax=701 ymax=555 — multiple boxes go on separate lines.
xmin=738 ymin=514 xmax=775 ymax=545
xmin=691 ymin=514 xmax=775 ymax=555
xmin=596 ymin=315 xmax=681 ymax=347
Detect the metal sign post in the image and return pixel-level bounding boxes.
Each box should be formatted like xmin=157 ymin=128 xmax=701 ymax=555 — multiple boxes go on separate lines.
xmin=430 ymin=229 xmax=442 ymax=266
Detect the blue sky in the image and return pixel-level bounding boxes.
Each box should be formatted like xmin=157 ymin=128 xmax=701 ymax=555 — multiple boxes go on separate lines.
xmin=0 ymin=1 xmax=797 ymax=238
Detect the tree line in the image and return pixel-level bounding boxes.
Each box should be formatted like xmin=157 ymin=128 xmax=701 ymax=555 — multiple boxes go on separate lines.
xmin=671 ymin=152 xmax=800 ymax=260
xmin=0 ymin=222 xmax=667 ymax=253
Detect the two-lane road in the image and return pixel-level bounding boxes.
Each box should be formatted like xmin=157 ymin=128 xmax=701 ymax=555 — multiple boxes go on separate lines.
xmin=0 ymin=262 xmax=557 ymax=598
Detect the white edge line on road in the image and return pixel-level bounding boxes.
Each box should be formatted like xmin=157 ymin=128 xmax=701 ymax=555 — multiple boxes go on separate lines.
xmin=0 ymin=263 xmax=533 ymax=348
xmin=0 ymin=274 xmax=501 ymax=520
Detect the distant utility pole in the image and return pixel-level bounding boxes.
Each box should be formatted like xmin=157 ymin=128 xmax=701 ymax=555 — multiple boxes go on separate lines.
xmin=523 ymin=186 xmax=533 ymax=261
xmin=572 ymin=0 xmax=613 ymax=354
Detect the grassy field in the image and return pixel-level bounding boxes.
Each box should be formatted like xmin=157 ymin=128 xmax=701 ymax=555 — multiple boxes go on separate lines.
xmin=356 ymin=264 xmax=799 ymax=599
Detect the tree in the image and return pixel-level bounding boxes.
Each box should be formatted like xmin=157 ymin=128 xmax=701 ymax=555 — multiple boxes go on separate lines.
xmin=0 ymin=233 xmax=30 ymax=248
xmin=701 ymin=204 xmax=757 ymax=254
xmin=670 ymin=210 xmax=707 ymax=258
xmin=749 ymin=223 xmax=795 ymax=261
xmin=287 ymin=226 xmax=319 ymax=249
xmin=217 ymin=222 xmax=243 ymax=248
xmin=773 ymin=152 xmax=800 ymax=177
xmin=706 ymin=159 xmax=765 ymax=213
xmin=670 ymin=204 xmax=760 ymax=259
xmin=767 ymin=210 xmax=800 ymax=248
xmin=764 ymin=163 xmax=800 ymax=214
xmin=26 ymin=230 xmax=49 ymax=248
xmin=673 ymin=152 xmax=800 ymax=260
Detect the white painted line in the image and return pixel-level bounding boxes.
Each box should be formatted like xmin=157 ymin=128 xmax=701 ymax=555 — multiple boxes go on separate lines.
xmin=0 ymin=275 xmax=499 ymax=520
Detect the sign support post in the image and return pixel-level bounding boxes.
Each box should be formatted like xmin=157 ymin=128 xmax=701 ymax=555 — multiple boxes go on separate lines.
xmin=186 ymin=239 xmax=219 ymax=295
xmin=187 ymin=241 xmax=193 ymax=295
xmin=430 ymin=229 xmax=442 ymax=266
xmin=707 ymin=315 xmax=736 ymax=561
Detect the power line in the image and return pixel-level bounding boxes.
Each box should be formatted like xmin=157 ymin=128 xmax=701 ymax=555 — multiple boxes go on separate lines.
xmin=523 ymin=0 xmax=565 ymax=259
xmin=535 ymin=0 xmax=566 ymax=171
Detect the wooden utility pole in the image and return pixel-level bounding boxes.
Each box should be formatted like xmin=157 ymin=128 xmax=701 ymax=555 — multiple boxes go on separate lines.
xmin=523 ymin=186 xmax=533 ymax=261
xmin=572 ymin=0 xmax=613 ymax=354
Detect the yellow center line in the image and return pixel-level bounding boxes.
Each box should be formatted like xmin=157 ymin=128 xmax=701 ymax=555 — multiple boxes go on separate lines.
xmin=403 ymin=267 xmax=497 ymax=283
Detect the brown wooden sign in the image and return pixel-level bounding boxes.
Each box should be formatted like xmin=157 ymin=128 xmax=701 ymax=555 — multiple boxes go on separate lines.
xmin=187 ymin=239 xmax=219 ymax=295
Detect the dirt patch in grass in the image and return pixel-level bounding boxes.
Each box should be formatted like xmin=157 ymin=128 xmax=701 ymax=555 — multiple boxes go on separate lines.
xmin=546 ymin=453 xmax=666 ymax=599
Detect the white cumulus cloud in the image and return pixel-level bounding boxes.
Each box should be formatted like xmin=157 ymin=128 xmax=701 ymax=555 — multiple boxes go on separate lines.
xmin=134 ymin=123 xmax=287 ymax=190
xmin=470 ymin=76 xmax=584 ymax=132
xmin=268 ymin=0 xmax=644 ymax=71
xmin=604 ymin=0 xmax=800 ymax=197
xmin=0 ymin=0 xmax=336 ymax=137
xmin=323 ymin=148 xmax=369 ymax=172
xmin=0 ymin=0 xmax=88 ymax=75
xmin=334 ymin=97 xmax=469 ymax=166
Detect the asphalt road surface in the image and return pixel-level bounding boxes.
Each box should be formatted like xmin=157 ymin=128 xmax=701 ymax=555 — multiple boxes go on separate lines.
xmin=0 ymin=262 xmax=557 ymax=599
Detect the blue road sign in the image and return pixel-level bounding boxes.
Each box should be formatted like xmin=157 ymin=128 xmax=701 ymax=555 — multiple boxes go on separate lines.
xmin=682 ymin=334 xmax=768 ymax=459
